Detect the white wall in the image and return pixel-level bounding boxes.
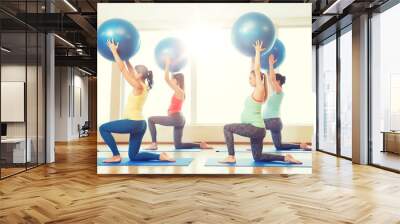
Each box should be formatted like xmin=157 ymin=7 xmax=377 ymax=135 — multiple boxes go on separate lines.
xmin=1 ymin=65 xmax=26 ymax=139
xmin=1 ymin=65 xmax=34 ymax=138
xmin=55 ymin=67 xmax=68 ymax=141
xmin=72 ymin=73 xmax=89 ymax=138
xmin=55 ymin=67 xmax=89 ymax=141
xmin=1 ymin=64 xmax=45 ymax=163
xmin=276 ymin=27 xmax=314 ymax=125
xmin=1 ymin=82 xmax=24 ymax=122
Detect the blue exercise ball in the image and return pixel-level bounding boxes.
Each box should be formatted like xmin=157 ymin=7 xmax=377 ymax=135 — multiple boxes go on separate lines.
xmin=155 ymin=37 xmax=188 ymax=72
xmin=231 ymin=12 xmax=276 ymax=57
xmin=97 ymin=18 xmax=140 ymax=61
xmin=261 ymin=39 xmax=286 ymax=70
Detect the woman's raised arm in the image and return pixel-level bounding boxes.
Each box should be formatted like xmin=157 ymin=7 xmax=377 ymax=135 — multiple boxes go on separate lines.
xmin=107 ymin=39 xmax=143 ymax=90
xmin=164 ymin=58 xmax=184 ymax=99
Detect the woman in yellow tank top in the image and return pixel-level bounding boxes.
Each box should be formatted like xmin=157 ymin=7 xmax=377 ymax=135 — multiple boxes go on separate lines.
xmin=99 ymin=40 xmax=175 ymax=163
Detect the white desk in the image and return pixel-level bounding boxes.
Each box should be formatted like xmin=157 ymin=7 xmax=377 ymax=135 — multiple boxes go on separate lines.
xmin=1 ymin=138 xmax=31 ymax=163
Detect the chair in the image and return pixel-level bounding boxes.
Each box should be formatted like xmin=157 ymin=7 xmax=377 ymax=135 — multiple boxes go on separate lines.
xmin=78 ymin=121 xmax=90 ymax=138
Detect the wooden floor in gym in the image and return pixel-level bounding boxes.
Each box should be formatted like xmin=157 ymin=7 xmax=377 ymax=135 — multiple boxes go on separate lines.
xmin=1 ymin=135 xmax=400 ymax=223
xmin=97 ymin=144 xmax=312 ymax=175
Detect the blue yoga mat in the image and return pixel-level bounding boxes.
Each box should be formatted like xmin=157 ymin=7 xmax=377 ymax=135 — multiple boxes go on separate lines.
xmin=97 ymin=148 xmax=201 ymax=152
xmin=214 ymin=149 xmax=311 ymax=153
xmin=142 ymin=148 xmax=201 ymax=152
xmin=97 ymin=158 xmax=193 ymax=166
xmin=205 ymin=158 xmax=312 ymax=167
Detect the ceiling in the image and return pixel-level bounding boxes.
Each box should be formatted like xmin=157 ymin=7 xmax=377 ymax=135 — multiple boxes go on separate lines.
xmin=0 ymin=0 xmax=393 ymax=75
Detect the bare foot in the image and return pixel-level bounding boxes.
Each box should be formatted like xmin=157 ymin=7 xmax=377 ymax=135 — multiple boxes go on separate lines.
xmin=103 ymin=155 xmax=122 ymax=163
xmin=219 ymin=156 xmax=236 ymax=163
xmin=145 ymin=143 xmax=158 ymax=150
xmin=284 ymin=154 xmax=302 ymax=164
xmin=159 ymin=152 xmax=175 ymax=162
xmin=300 ymin=143 xmax=312 ymax=151
xmin=200 ymin=141 xmax=213 ymax=150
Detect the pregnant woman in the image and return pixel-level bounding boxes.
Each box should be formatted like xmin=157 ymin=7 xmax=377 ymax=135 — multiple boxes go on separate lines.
xmin=99 ymin=40 xmax=174 ymax=163
xmin=220 ymin=40 xmax=301 ymax=164
xmin=146 ymin=58 xmax=212 ymax=150
xmin=263 ymin=54 xmax=311 ymax=151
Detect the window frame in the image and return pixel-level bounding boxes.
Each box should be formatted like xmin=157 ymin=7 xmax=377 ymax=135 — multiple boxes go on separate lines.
xmin=315 ymin=24 xmax=353 ymax=161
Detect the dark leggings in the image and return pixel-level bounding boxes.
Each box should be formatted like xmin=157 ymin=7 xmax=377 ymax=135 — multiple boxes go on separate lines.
xmin=99 ymin=119 xmax=160 ymax=161
xmin=148 ymin=113 xmax=201 ymax=149
xmin=224 ymin=123 xmax=285 ymax=162
xmin=264 ymin=118 xmax=300 ymax=150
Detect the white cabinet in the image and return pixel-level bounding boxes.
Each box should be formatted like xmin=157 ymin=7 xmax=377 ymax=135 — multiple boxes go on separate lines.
xmin=1 ymin=138 xmax=31 ymax=163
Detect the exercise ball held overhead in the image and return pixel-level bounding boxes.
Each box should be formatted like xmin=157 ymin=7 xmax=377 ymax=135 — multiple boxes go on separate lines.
xmin=155 ymin=37 xmax=188 ymax=72
xmin=97 ymin=18 xmax=140 ymax=61
xmin=231 ymin=12 xmax=276 ymax=57
xmin=261 ymin=39 xmax=286 ymax=70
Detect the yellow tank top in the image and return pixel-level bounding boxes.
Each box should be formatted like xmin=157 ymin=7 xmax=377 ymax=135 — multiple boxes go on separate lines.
xmin=122 ymin=86 xmax=148 ymax=120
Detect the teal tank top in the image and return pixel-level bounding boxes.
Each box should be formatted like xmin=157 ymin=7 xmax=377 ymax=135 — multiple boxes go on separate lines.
xmin=241 ymin=96 xmax=265 ymax=128
xmin=263 ymin=92 xmax=284 ymax=119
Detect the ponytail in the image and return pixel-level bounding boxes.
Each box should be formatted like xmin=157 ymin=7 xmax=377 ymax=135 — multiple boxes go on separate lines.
xmin=172 ymin=73 xmax=185 ymax=90
xmin=145 ymin=70 xmax=153 ymax=89
xmin=135 ymin=65 xmax=153 ymax=90
xmin=275 ymin=73 xmax=286 ymax=86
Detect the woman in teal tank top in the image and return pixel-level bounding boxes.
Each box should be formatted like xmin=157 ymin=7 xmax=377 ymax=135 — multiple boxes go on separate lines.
xmin=220 ymin=41 xmax=301 ymax=164
xmin=263 ymin=54 xmax=311 ymax=151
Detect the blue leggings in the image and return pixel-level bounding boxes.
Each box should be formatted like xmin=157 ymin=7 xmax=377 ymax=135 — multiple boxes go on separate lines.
xmin=99 ymin=119 xmax=160 ymax=161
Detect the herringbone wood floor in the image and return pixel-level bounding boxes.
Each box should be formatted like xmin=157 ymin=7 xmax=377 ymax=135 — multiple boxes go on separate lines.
xmin=1 ymin=136 xmax=400 ymax=224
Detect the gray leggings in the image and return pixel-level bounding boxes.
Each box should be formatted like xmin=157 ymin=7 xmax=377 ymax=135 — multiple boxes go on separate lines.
xmin=148 ymin=113 xmax=200 ymax=149
xmin=224 ymin=123 xmax=285 ymax=162
xmin=264 ymin=118 xmax=300 ymax=150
